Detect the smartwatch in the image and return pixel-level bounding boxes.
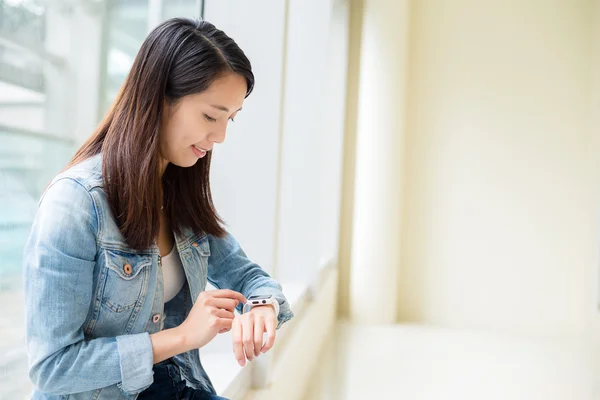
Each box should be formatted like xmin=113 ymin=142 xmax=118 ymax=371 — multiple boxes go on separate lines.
xmin=243 ymin=294 xmax=280 ymax=317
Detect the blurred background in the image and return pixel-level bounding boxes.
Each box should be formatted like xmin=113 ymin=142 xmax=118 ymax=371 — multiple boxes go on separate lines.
xmin=0 ymin=0 xmax=599 ymax=399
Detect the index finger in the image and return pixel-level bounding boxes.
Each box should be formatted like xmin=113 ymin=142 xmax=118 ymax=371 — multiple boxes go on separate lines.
xmin=210 ymin=289 xmax=247 ymax=303
xmin=232 ymin=317 xmax=246 ymax=366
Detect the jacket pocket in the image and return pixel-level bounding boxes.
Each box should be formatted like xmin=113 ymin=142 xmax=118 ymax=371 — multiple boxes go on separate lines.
xmin=101 ymin=249 xmax=152 ymax=313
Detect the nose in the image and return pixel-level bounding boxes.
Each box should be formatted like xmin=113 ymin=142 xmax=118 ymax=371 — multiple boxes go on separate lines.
xmin=208 ymin=126 xmax=227 ymax=144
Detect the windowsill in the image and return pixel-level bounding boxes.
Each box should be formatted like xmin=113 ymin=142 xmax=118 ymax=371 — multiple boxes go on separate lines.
xmin=200 ymin=282 xmax=311 ymax=396
xmin=199 ymin=352 xmax=248 ymax=395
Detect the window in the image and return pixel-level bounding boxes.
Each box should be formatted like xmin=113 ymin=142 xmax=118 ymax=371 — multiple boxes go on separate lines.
xmin=0 ymin=1 xmax=74 ymax=397
xmin=0 ymin=0 xmax=201 ymax=396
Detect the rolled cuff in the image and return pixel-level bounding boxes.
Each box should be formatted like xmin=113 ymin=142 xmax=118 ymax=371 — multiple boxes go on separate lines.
xmin=116 ymin=332 xmax=154 ymax=394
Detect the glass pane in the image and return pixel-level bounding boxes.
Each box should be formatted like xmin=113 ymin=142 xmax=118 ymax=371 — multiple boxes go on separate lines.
xmin=0 ymin=130 xmax=73 ymax=290
xmin=102 ymin=0 xmax=149 ymax=112
xmin=162 ymin=0 xmax=200 ymax=21
xmin=1 ymin=0 xmax=206 ymax=396
xmin=0 ymin=1 xmax=74 ymax=397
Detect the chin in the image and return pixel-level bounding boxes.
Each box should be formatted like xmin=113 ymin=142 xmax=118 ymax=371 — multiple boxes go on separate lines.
xmin=181 ymin=158 xmax=200 ymax=168
xmin=169 ymin=155 xmax=199 ymax=168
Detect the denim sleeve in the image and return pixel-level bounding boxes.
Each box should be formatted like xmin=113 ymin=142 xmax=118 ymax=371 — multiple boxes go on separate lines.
xmin=207 ymin=233 xmax=294 ymax=329
xmin=23 ymin=178 xmax=154 ymax=395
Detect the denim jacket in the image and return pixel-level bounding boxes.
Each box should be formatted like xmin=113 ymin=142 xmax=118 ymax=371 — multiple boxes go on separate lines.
xmin=22 ymin=154 xmax=293 ymax=399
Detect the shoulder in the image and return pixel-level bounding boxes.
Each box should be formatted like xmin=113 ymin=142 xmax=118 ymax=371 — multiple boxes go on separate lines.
xmin=32 ymin=159 xmax=102 ymax=242
xmin=48 ymin=153 xmax=103 ymax=194
xmin=40 ymin=154 xmax=104 ymax=220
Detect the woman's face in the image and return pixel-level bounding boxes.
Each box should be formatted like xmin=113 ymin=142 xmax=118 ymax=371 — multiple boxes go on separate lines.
xmin=160 ymin=72 xmax=247 ymax=169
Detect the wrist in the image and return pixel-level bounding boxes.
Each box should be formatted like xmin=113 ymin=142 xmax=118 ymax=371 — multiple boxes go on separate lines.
xmin=150 ymin=326 xmax=190 ymax=365
xmin=173 ymin=325 xmax=191 ymax=352
xmin=251 ymin=304 xmax=276 ymax=313
xmin=244 ymin=296 xmax=280 ymax=318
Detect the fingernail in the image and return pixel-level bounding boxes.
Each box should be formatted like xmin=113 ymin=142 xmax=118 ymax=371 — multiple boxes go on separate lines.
xmin=238 ymin=359 xmax=244 ymax=367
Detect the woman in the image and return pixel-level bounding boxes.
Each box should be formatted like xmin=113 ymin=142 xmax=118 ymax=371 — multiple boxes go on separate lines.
xmin=23 ymin=18 xmax=293 ymax=400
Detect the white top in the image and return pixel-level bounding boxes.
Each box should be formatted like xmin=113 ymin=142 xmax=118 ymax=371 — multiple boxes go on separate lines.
xmin=161 ymin=245 xmax=186 ymax=303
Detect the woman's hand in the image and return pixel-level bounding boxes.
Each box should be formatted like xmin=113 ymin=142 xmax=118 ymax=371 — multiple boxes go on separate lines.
xmin=177 ymin=289 xmax=246 ymax=351
xmin=232 ymin=305 xmax=277 ymax=366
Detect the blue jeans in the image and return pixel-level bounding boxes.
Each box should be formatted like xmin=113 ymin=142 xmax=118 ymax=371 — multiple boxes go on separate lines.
xmin=137 ymin=359 xmax=228 ymax=400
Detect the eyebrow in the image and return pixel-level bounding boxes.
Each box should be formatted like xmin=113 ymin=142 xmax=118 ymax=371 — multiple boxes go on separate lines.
xmin=210 ymin=104 xmax=242 ymax=113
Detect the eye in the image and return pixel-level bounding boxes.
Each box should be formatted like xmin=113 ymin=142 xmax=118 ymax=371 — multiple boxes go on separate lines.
xmin=229 ymin=117 xmax=235 ymax=123
xmin=204 ymin=114 xmax=217 ymax=122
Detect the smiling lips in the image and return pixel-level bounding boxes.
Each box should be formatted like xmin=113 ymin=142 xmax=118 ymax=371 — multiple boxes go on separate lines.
xmin=191 ymin=145 xmax=209 ymax=158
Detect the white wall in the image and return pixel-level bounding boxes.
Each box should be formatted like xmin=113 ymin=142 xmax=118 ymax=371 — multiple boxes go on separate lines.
xmin=336 ymin=0 xmax=362 ymax=318
xmin=205 ymin=0 xmax=287 ymax=275
xmin=205 ymin=0 xmax=348 ymax=285
xmin=398 ymin=0 xmax=597 ymax=339
xmin=348 ymin=0 xmax=410 ymax=323
xmin=317 ymin=0 xmax=349 ymax=278
xmin=276 ymin=0 xmax=347 ymax=285
xmin=585 ymin=0 xmax=600 ymax=348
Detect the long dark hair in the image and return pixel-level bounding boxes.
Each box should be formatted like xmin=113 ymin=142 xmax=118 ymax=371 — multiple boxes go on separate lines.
xmin=70 ymin=18 xmax=254 ymax=250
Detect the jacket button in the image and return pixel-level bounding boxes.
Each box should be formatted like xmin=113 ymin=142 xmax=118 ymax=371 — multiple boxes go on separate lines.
xmin=152 ymin=314 xmax=161 ymax=323
xmin=192 ymin=242 xmax=198 ymax=247
xmin=123 ymin=264 xmax=132 ymax=275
